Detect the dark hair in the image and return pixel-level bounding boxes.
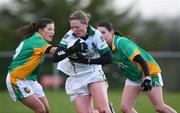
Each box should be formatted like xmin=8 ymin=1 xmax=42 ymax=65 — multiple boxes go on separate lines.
xmin=97 ymin=20 xmax=133 ymax=38
xmin=97 ymin=20 xmax=113 ymax=32
xmin=97 ymin=20 xmax=123 ymax=36
xmin=16 ymin=18 xmax=54 ymax=38
xmin=69 ymin=10 xmax=90 ymax=24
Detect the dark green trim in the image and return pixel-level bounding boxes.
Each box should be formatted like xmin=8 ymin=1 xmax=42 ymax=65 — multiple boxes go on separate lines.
xmin=87 ymin=25 xmax=95 ymax=36
xmin=99 ymin=47 xmax=110 ymax=55
xmin=13 ymin=85 xmax=24 ymax=101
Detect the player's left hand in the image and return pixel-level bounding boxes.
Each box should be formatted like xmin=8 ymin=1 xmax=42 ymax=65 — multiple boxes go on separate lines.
xmin=140 ymin=76 xmax=152 ymax=92
xmin=72 ymin=39 xmax=88 ymax=52
xmin=69 ymin=53 xmax=89 ymax=64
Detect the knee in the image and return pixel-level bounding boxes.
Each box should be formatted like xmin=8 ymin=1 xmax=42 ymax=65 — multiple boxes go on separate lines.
xmin=154 ymin=104 xmax=165 ymax=112
xmin=120 ymin=104 xmax=130 ymax=113
xmin=35 ymin=107 xmax=46 ymax=113
xmin=45 ymin=108 xmax=49 ymax=113
xmin=97 ymin=105 xmax=111 ymax=113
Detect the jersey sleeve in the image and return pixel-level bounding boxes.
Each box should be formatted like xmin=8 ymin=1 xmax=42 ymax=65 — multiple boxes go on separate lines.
xmin=59 ymin=31 xmax=73 ymax=49
xmin=59 ymin=34 xmax=69 ymax=49
xmin=93 ymin=31 xmax=110 ymax=55
xmin=118 ymin=38 xmax=141 ymax=61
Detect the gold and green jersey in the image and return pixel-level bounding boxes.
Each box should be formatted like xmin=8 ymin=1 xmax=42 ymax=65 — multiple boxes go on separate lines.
xmin=111 ymin=35 xmax=161 ymax=81
xmin=8 ymin=33 xmax=51 ymax=84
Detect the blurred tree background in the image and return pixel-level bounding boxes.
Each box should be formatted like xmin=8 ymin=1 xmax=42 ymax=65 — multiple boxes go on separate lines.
xmin=0 ymin=0 xmax=180 ymax=91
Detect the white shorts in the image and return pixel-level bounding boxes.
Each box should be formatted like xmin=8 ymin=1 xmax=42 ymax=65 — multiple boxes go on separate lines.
xmin=125 ymin=73 xmax=163 ymax=87
xmin=6 ymin=73 xmax=45 ymax=101
xmin=65 ymin=69 xmax=106 ymax=102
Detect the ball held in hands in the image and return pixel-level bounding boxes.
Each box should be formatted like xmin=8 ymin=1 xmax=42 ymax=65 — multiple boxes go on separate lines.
xmin=67 ymin=38 xmax=88 ymax=59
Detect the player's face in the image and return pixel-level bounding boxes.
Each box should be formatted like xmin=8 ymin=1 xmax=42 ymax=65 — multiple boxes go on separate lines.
xmin=97 ymin=26 xmax=113 ymax=46
xmin=70 ymin=20 xmax=88 ymax=38
xmin=39 ymin=23 xmax=55 ymax=42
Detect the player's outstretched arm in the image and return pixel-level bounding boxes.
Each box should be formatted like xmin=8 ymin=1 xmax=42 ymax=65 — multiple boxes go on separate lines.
xmin=69 ymin=51 xmax=112 ymax=65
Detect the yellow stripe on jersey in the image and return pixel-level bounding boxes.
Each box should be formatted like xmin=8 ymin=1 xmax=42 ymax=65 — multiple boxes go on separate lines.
xmin=147 ymin=61 xmax=161 ymax=76
xmin=10 ymin=45 xmax=50 ymax=85
xmin=112 ymin=35 xmax=116 ymax=51
xmin=130 ymin=49 xmax=161 ymax=77
xmin=129 ymin=49 xmax=141 ymax=61
xmin=133 ymin=59 xmax=161 ymax=78
xmin=10 ymin=75 xmax=17 ymax=86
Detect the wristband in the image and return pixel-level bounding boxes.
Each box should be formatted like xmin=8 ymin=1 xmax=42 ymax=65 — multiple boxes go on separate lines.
xmin=144 ymin=76 xmax=151 ymax=80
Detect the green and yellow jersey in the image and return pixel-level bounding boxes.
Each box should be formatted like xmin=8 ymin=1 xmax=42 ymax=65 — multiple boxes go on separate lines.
xmin=8 ymin=33 xmax=51 ymax=85
xmin=111 ymin=35 xmax=161 ymax=81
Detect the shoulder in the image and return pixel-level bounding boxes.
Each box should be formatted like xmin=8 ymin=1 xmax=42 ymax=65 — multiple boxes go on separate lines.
xmin=27 ymin=33 xmax=50 ymax=47
xmin=89 ymin=27 xmax=102 ymax=42
xmin=87 ymin=25 xmax=101 ymax=37
xmin=114 ymin=36 xmax=129 ymax=49
xmin=94 ymin=29 xmax=102 ymax=37
xmin=62 ymin=30 xmax=75 ymax=41
xmin=115 ymin=35 xmax=131 ymax=44
xmin=59 ymin=30 xmax=75 ymax=48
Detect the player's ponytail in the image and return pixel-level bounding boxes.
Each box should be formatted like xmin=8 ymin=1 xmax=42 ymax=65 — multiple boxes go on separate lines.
xmin=16 ymin=18 xmax=54 ymax=38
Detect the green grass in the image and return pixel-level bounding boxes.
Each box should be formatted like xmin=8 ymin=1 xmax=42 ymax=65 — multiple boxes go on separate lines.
xmin=0 ymin=89 xmax=179 ymax=113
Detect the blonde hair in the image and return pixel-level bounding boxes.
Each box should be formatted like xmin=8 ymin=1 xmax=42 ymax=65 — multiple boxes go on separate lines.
xmin=69 ymin=10 xmax=90 ymax=24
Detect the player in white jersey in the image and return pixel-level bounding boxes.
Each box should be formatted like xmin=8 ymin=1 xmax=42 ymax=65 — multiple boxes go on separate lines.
xmin=54 ymin=10 xmax=113 ymax=113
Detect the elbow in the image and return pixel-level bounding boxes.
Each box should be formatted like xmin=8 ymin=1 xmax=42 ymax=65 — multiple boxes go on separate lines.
xmin=53 ymin=59 xmax=59 ymax=63
xmin=52 ymin=57 xmax=59 ymax=63
xmin=52 ymin=54 xmax=62 ymax=63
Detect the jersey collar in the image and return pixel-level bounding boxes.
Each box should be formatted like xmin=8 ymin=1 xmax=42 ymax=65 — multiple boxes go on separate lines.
xmin=34 ymin=32 xmax=45 ymax=40
xmin=112 ymin=35 xmax=117 ymax=51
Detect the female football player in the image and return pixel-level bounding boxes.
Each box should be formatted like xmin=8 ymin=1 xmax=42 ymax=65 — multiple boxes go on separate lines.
xmin=96 ymin=20 xmax=177 ymax=113
xmin=55 ymin=10 xmax=113 ymax=113
xmin=6 ymin=18 xmax=83 ymax=113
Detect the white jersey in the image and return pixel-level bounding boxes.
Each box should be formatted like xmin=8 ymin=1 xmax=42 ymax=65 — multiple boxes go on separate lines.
xmin=57 ymin=26 xmax=110 ymax=76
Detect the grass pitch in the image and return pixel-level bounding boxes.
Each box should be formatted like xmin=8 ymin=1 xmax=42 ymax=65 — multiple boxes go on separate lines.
xmin=0 ymin=89 xmax=179 ymax=113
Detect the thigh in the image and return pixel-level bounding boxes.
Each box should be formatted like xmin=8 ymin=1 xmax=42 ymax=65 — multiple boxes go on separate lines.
xmin=32 ymin=82 xmax=49 ymax=112
xmin=147 ymin=86 xmax=164 ymax=106
xmin=89 ymin=81 xmax=109 ymax=108
xmin=74 ymin=95 xmax=93 ymax=113
xmin=65 ymin=70 xmax=106 ymax=102
xmin=21 ymin=94 xmax=45 ymax=111
xmin=6 ymin=77 xmax=34 ymax=101
xmin=121 ymin=85 xmax=141 ymax=107
xmin=39 ymin=96 xmax=50 ymax=113
xmin=32 ymin=81 xmax=45 ymax=98
xmin=65 ymin=77 xmax=89 ymax=102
